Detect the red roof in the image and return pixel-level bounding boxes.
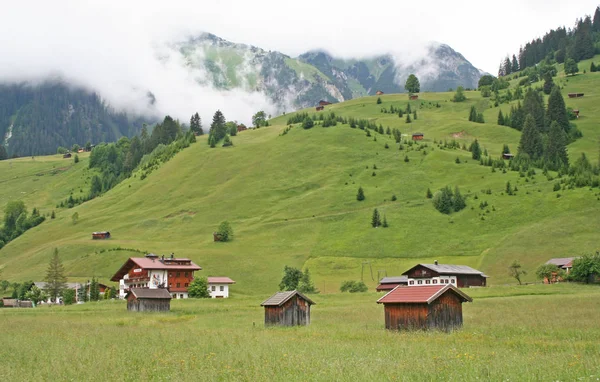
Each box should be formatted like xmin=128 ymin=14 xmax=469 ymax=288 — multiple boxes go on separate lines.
xmin=111 ymin=256 xmax=202 ymax=282
xmin=207 ymin=277 xmax=235 ymax=284
xmin=377 ymin=284 xmax=472 ymax=304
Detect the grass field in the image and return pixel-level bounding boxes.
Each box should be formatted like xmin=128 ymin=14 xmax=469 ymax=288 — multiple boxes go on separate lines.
xmin=1 ymin=284 xmax=599 ymax=381
xmin=0 ymin=57 xmax=599 ymax=293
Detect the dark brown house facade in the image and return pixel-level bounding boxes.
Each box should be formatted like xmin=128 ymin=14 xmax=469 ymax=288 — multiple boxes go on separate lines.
xmin=402 ymin=262 xmax=488 ymax=288
xmin=126 ymin=288 xmax=172 ymax=312
xmin=260 ymin=290 xmax=315 ymax=326
xmin=377 ymin=284 xmax=472 ymax=331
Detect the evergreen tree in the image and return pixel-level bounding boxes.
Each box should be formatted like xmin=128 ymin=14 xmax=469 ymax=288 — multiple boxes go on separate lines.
xmin=44 ymin=248 xmax=67 ymax=302
xmin=371 ymin=208 xmax=381 ymax=228
xmin=209 ymin=110 xmax=227 ymax=141
xmin=77 ymin=282 xmax=88 ymax=302
xmin=591 ymin=62 xmax=597 ymax=72
xmin=594 ymin=6 xmax=600 ymax=32
xmin=404 ymin=74 xmax=420 ymax=94
xmin=51 ymin=210 xmax=55 ymax=219
xmin=542 ymin=73 xmax=554 ymax=95
xmin=405 ymin=114 xmax=411 ymax=123
xmin=546 ymin=87 xmax=570 ymax=133
xmin=544 ymin=121 xmax=569 ymax=170
xmin=189 ymin=112 xmax=203 ymax=135
xmin=0 ymin=145 xmax=7 ymax=161
xmin=297 ymin=268 xmax=319 ymax=294
xmin=89 ymin=277 xmax=100 ymax=301
xmin=469 ymin=106 xmax=477 ymax=122
xmin=564 ymin=58 xmax=579 ymax=76
xmin=433 ymin=186 xmax=454 ymax=214
xmin=506 ymin=181 xmax=513 ymax=195
xmin=406 ymin=103 xmax=411 ymax=114
xmin=518 ymin=114 xmax=544 ymax=160
xmin=356 ymin=186 xmax=365 ymax=201
xmin=376 ymin=97 xmax=382 ymax=104
xmin=413 ymin=111 xmax=417 ymax=120
xmin=452 ymin=86 xmax=467 ymax=102
xmin=382 ymin=215 xmax=389 ymax=228
xmin=502 ymin=144 xmax=511 ymax=154
xmin=453 ymin=186 xmax=466 ymax=211
xmin=208 ymin=134 xmax=216 ymax=148
xmin=522 ymin=88 xmax=545 ymax=131
xmin=470 ymin=139 xmax=482 ymax=160
xmin=497 ymin=110 xmax=504 ymax=125
xmin=511 ymin=54 xmax=519 ymax=73
xmin=426 ymin=188 xmax=433 ymax=199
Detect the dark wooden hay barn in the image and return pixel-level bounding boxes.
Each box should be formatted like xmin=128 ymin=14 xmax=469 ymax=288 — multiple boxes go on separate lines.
xmin=409 ymin=94 xmax=419 ymax=100
xmin=261 ymin=290 xmax=315 ymax=326
xmin=318 ymin=100 xmax=332 ymax=106
xmin=63 ymin=153 xmax=72 ymax=159
xmin=92 ymin=231 xmax=110 ymax=240
xmin=412 ymin=133 xmax=424 ymax=141
xmin=567 ymin=93 xmax=584 ymax=98
xmin=502 ymin=153 xmax=515 ymax=160
xmin=377 ymin=284 xmax=472 ymax=331
xmin=315 ymin=105 xmax=324 ymax=111
xmin=126 ymin=288 xmax=172 ymax=312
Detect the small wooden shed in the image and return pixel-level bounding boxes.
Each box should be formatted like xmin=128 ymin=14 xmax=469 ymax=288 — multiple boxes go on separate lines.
xmin=409 ymin=94 xmax=419 ymax=100
xmin=412 ymin=133 xmax=424 ymax=141
xmin=502 ymin=153 xmax=514 ymax=160
xmin=126 ymin=288 xmax=172 ymax=312
xmin=316 ymin=105 xmax=324 ymax=111
xmin=376 ymin=90 xmax=384 ymax=95
xmin=377 ymin=284 xmax=472 ymax=331
xmin=63 ymin=153 xmax=72 ymax=159
xmin=261 ymin=290 xmax=315 ymax=326
xmin=92 ymin=231 xmax=111 ymax=240
xmin=318 ymin=100 xmax=332 ymax=106
xmin=567 ymin=93 xmax=584 ymax=98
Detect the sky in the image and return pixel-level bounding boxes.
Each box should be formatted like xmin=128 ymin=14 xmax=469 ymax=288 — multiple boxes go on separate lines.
xmin=0 ymin=0 xmax=598 ymax=123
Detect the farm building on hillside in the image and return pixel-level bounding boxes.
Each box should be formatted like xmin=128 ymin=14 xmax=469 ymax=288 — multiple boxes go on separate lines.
xmin=1 ymin=299 xmax=33 ymax=308
xmin=207 ymin=277 xmax=235 ymax=298
xmin=502 ymin=153 xmax=515 ymax=160
xmin=63 ymin=153 xmax=72 ymax=159
xmin=237 ymin=124 xmax=248 ymax=133
xmin=545 ymin=257 xmax=579 ymax=274
xmin=92 ymin=231 xmax=111 ymax=240
xmin=402 ymin=261 xmax=488 ymax=287
xmin=409 ymin=94 xmax=419 ymax=100
xmin=318 ymin=100 xmax=332 ymax=106
xmin=377 ymin=284 xmax=472 ymax=331
xmin=573 ymin=110 xmax=580 ymax=118
xmin=376 ymin=276 xmax=408 ymax=292
xmin=261 ymin=290 xmax=315 ymax=326
xmin=316 ymin=106 xmax=324 ymax=111
xmin=412 ymin=133 xmax=424 ymax=141
xmin=126 ymin=288 xmax=172 ymax=312
xmin=567 ymin=93 xmax=584 ymax=98
xmin=376 ymin=90 xmax=384 ymax=95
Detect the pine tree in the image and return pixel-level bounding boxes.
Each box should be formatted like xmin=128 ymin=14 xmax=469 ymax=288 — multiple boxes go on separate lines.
xmin=544 ymin=121 xmax=569 ymax=170
xmin=518 ymin=114 xmax=544 ymax=160
xmin=426 ymin=188 xmax=433 ymax=199
xmin=371 ymin=208 xmax=381 ymax=228
xmin=405 ymin=114 xmax=411 ymax=123
xmin=470 ymin=139 xmax=482 ymax=160
xmin=522 ymin=88 xmax=545 ymax=131
xmin=594 ymin=6 xmax=600 ymax=32
xmin=382 ymin=215 xmax=389 ymax=228
xmin=511 ymin=54 xmax=519 ymax=73
xmin=469 ymin=106 xmax=477 ymax=122
xmin=406 ymin=103 xmax=411 ymax=114
xmin=591 ymin=62 xmax=597 ymax=73
xmin=502 ymin=144 xmax=510 ymax=154
xmin=44 ymin=248 xmax=67 ymax=302
xmin=546 ymin=87 xmax=569 ymax=133
xmin=210 ymin=110 xmax=227 ymax=141
xmin=208 ymin=134 xmax=216 ymax=148
xmin=542 ymin=73 xmax=554 ymax=95
xmin=51 ymin=210 xmax=55 ymax=219
xmin=506 ymin=181 xmax=513 ymax=195
xmin=376 ymin=97 xmax=382 ymax=104
xmin=89 ymin=277 xmax=100 ymax=301
xmin=356 ymin=186 xmax=365 ymax=201
xmin=564 ymin=58 xmax=579 ymax=76
xmin=497 ymin=110 xmax=504 ymax=125
xmin=385 ymin=127 xmax=391 ymax=135
xmin=453 ymin=186 xmax=466 ymax=211
xmin=413 ymin=111 xmax=417 ymax=120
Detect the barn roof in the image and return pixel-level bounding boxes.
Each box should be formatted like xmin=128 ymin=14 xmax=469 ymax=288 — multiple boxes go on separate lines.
xmin=402 ymin=263 xmax=488 ymax=277
xmin=377 ymin=284 xmax=472 ymax=304
xmin=111 ymin=256 xmax=202 ymax=281
xmin=412 ymin=132 xmax=424 ymax=135
xmin=545 ymin=257 xmax=578 ymax=268
xmin=207 ymin=277 xmax=236 ymax=284
xmin=379 ymin=276 xmax=408 ymax=284
xmin=126 ymin=288 xmax=172 ymax=299
xmin=260 ymin=290 xmax=315 ymax=306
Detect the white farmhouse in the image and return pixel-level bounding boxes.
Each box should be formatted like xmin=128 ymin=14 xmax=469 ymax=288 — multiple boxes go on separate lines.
xmin=207 ymin=277 xmax=235 ymax=298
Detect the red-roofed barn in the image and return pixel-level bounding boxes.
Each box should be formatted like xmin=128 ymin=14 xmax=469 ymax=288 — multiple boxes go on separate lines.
xmin=377 ymin=284 xmax=472 ymax=331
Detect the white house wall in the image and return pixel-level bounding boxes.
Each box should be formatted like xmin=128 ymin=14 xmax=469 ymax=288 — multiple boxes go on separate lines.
xmin=208 ymin=283 xmax=230 ymax=298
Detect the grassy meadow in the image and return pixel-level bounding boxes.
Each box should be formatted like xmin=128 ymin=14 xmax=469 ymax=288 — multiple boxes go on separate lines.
xmin=1 ymin=284 xmax=599 ymax=381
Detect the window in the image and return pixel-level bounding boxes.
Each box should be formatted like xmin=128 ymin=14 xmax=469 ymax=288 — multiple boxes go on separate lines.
xmin=180 ymin=294 xmax=183 ymax=299
xmin=184 ymin=283 xmax=188 ymax=287
xmin=172 ymin=294 xmax=176 ymax=298
xmin=425 ymin=280 xmax=430 ymax=284
xmin=433 ymin=279 xmax=438 ymax=284
xmin=185 ymin=272 xmax=188 ymax=277
xmin=417 ymin=280 xmax=422 ymax=285
xmin=176 ymin=283 xmax=180 ymax=288
xmin=176 ymin=272 xmax=180 ymax=277
xmin=409 ymin=280 xmax=414 ymax=285
xmin=450 ymin=279 xmax=455 ymax=284
xmin=169 ymin=273 xmax=172 ymax=278
xmin=169 ymin=283 xmax=172 ymax=288
xmin=211 ymin=286 xmax=216 ymax=291
xmin=220 ymin=286 xmax=224 ymax=291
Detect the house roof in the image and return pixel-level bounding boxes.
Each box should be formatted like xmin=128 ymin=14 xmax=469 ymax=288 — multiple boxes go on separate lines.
xmin=379 ymin=276 xmax=408 ymax=284
xmin=126 ymin=288 xmax=172 ymax=299
xmin=376 ymin=284 xmax=399 ymax=291
xmin=92 ymin=231 xmax=110 ymax=235
xmin=377 ymin=284 xmax=472 ymax=304
xmin=545 ymin=257 xmax=578 ymax=268
xmin=111 ymin=256 xmax=202 ymax=281
xmin=402 ymin=264 xmax=488 ymax=277
xmin=412 ymin=132 xmax=424 ymax=135
xmin=34 ymin=282 xmax=83 ymax=290
xmin=260 ymin=290 xmax=315 ymax=306
xmin=207 ymin=277 xmax=235 ymax=284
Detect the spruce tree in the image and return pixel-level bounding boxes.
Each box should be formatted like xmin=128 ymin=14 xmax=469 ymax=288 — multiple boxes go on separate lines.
xmin=426 ymin=188 xmax=433 ymax=199
xmin=470 ymin=139 xmax=482 ymax=160
xmin=522 ymin=88 xmax=545 ymax=131
xmin=0 ymin=145 xmax=7 ymax=161
xmin=376 ymin=97 xmax=382 ymax=104
xmin=542 ymin=73 xmax=554 ymax=95
xmin=506 ymin=181 xmax=513 ymax=195
xmin=453 ymin=186 xmax=466 ymax=211
xmin=497 ymin=110 xmax=504 ymax=125
xmin=511 ymin=55 xmax=519 ymax=73
xmin=89 ymin=277 xmax=100 ymax=301
xmin=518 ymin=114 xmax=544 ymax=160
xmin=44 ymin=248 xmax=67 ymax=302
xmin=371 ymin=208 xmax=381 ymax=228
xmin=545 ymin=121 xmax=569 ymax=170
xmin=413 ymin=111 xmax=417 ymax=120
xmin=502 ymin=144 xmax=510 ymax=154
xmin=382 ymin=215 xmax=389 ymax=228
xmin=546 ymin=87 xmax=569 ymax=133
xmin=356 ymin=186 xmax=365 ymax=201
xmin=405 ymin=114 xmax=411 ymax=123
xmin=210 ymin=110 xmax=227 ymax=141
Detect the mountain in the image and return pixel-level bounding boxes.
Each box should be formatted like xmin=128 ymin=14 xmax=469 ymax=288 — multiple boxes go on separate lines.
xmin=0 ymin=82 xmax=148 ymax=157
xmin=177 ymin=33 xmax=484 ymax=109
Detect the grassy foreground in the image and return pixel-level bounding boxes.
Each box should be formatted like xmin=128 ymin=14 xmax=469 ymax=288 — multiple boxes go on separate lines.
xmin=1 ymin=284 xmax=599 ymax=381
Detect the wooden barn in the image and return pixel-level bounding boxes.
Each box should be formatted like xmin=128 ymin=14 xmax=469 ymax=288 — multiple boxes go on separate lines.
xmin=409 ymin=94 xmax=419 ymax=100
xmin=412 ymin=133 xmax=424 ymax=141
xmin=376 ymin=276 xmax=408 ymax=292
xmin=126 ymin=288 xmax=172 ymax=312
xmin=316 ymin=105 xmax=324 ymax=111
xmin=260 ymin=290 xmax=315 ymax=326
xmin=567 ymin=93 xmax=584 ymax=98
xmin=502 ymin=153 xmax=514 ymax=160
xmin=237 ymin=124 xmax=248 ymax=133
xmin=63 ymin=153 xmax=72 ymax=159
xmin=402 ymin=261 xmax=488 ymax=288
xmin=376 ymin=90 xmax=384 ymax=95
xmin=92 ymin=231 xmax=111 ymax=240
xmin=318 ymin=100 xmax=332 ymax=106
xmin=377 ymin=284 xmax=472 ymax=331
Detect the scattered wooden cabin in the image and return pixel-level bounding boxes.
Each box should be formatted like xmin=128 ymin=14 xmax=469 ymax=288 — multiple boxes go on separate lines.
xmin=318 ymin=100 xmax=332 ymax=106
xmin=377 ymin=284 xmax=472 ymax=331
xmin=502 ymin=153 xmax=514 ymax=160
xmin=92 ymin=231 xmax=111 ymax=240
xmin=402 ymin=261 xmax=488 ymax=287
xmin=237 ymin=124 xmax=248 ymax=133
xmin=207 ymin=277 xmax=235 ymax=298
xmin=412 ymin=133 xmax=424 ymax=141
xmin=545 ymin=257 xmax=579 ymax=280
xmin=261 ymin=290 xmax=315 ymax=326
xmin=567 ymin=93 xmax=584 ymax=98
xmin=63 ymin=153 xmax=72 ymax=159
xmin=409 ymin=94 xmax=419 ymax=100
xmin=316 ymin=106 xmax=324 ymax=111
xmin=376 ymin=276 xmax=408 ymax=292
xmin=126 ymin=288 xmax=172 ymax=312
xmin=376 ymin=90 xmax=384 ymax=95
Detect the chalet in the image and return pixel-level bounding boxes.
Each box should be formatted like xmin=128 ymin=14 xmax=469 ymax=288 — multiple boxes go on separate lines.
xmin=318 ymin=100 xmax=332 ymax=106
xmin=111 ymin=253 xmax=202 ymax=299
xmin=126 ymin=288 xmax=171 ymax=312
xmin=376 ymin=276 xmax=408 ymax=292
xmin=63 ymin=153 xmax=72 ymax=159
xmin=402 ymin=261 xmax=488 ymax=288
xmin=261 ymin=290 xmax=315 ymax=326
xmin=92 ymin=231 xmax=111 ymax=240
xmin=377 ymin=284 xmax=472 ymax=331
xmin=546 ymin=257 xmax=579 ymax=274
xmin=409 ymin=94 xmax=419 ymax=100
xmin=567 ymin=93 xmax=584 ymax=98
xmin=502 ymin=153 xmax=515 ymax=160
xmin=376 ymin=90 xmax=384 ymax=95
xmin=316 ymin=106 xmax=324 ymax=111
xmin=207 ymin=277 xmax=235 ymax=298
xmin=412 ymin=133 xmax=424 ymax=141
xmin=237 ymin=124 xmax=248 ymax=133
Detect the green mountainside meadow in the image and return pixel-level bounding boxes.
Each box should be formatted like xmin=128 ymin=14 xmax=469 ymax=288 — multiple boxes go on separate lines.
xmin=0 ymin=56 xmax=599 ymax=295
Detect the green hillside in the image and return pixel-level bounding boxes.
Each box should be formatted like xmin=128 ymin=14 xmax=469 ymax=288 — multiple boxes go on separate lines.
xmin=1 ymin=58 xmax=599 ymax=294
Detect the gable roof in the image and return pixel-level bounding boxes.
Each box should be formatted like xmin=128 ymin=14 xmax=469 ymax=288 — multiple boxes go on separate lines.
xmin=260 ymin=290 xmax=315 ymax=306
xmin=207 ymin=277 xmax=235 ymax=284
xmin=545 ymin=257 xmax=578 ymax=268
xmin=402 ymin=263 xmax=488 ymax=277
xmin=377 ymin=284 xmax=472 ymax=304
xmin=111 ymin=256 xmax=202 ymax=281
xmin=379 ymin=276 xmax=408 ymax=284
xmin=126 ymin=288 xmax=172 ymax=299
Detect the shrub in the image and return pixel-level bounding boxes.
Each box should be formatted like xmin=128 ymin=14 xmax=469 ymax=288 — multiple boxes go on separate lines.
xmin=62 ymin=289 xmax=76 ymax=305
xmin=188 ymin=277 xmax=210 ymax=298
xmin=216 ymin=221 xmax=233 ymax=242
xmin=340 ymin=280 xmax=368 ymax=293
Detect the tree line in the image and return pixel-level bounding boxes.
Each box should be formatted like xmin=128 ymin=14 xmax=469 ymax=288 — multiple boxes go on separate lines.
xmin=0 ymin=201 xmax=45 ymax=250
